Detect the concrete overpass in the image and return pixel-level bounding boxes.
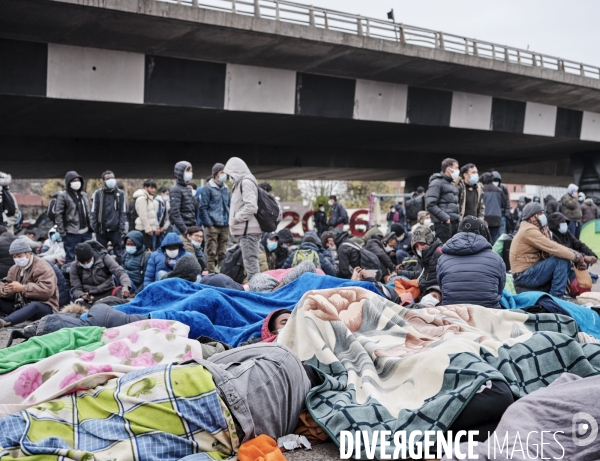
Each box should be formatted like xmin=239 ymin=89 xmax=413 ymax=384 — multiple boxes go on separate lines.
xmin=2 ymin=0 xmax=600 ymax=188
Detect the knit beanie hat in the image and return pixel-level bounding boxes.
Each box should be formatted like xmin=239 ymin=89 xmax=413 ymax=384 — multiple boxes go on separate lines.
xmin=75 ymin=243 xmax=94 ymax=262
xmin=165 ymin=255 xmax=202 ymax=283
xmin=9 ymin=238 xmax=32 ymax=255
xmin=458 ymin=216 xmax=492 ymax=243
xmin=212 ymin=163 xmax=225 ymax=177
xmin=249 ymin=273 xmax=280 ymax=293
xmin=411 ymin=226 xmax=435 ymax=248
xmin=521 ymin=202 xmax=544 ymax=221
xmin=281 ymin=260 xmax=317 ymax=285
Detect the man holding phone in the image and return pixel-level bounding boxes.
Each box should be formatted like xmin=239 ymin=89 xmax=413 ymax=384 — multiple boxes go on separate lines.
xmin=0 ymin=239 xmax=59 ymax=328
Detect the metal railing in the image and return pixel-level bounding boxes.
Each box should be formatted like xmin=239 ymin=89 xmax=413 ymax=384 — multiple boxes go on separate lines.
xmin=157 ymin=0 xmax=600 ymax=80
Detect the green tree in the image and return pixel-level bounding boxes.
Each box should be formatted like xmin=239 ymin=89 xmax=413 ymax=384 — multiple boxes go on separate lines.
xmin=344 ymin=181 xmax=397 ymax=208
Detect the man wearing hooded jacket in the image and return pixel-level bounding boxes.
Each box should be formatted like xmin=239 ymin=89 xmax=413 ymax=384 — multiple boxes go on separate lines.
xmin=169 ymin=161 xmax=198 ymax=235
xmin=224 ymin=157 xmax=261 ymax=282
xmin=55 ymin=171 xmax=92 ymax=265
xmin=426 ymin=158 xmax=460 ymax=243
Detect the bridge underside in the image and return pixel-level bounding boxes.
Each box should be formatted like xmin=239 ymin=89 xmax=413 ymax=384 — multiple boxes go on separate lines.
xmin=1 ymin=94 xmax=591 ymax=184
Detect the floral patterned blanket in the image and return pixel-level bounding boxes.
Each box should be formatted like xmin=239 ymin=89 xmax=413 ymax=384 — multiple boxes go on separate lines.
xmin=0 ymin=319 xmax=203 ymax=417
xmin=278 ymin=287 xmax=600 ymax=457
xmin=0 ymin=362 xmax=238 ymax=461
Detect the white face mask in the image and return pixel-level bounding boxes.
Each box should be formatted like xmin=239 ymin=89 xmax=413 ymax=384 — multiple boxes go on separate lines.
xmin=105 ymin=178 xmax=117 ymax=189
xmin=558 ymin=222 xmax=568 ymax=234
xmin=70 ymin=181 xmax=81 ymax=191
xmin=385 ymin=246 xmax=394 ymax=253
xmin=423 ymin=219 xmax=432 ymax=226
xmin=14 ymin=256 xmax=30 ymax=267
xmin=218 ymin=174 xmax=227 ymax=183
xmin=450 ymin=168 xmax=459 ymax=180
xmin=125 ymin=246 xmax=137 ymax=254
xmin=79 ymin=259 xmax=94 ymax=269
xmin=191 ymin=240 xmax=202 ymax=248
xmin=492 ymin=181 xmax=500 ymax=188
xmin=165 ymin=249 xmax=179 ymax=259
xmin=319 ymin=207 xmax=324 ymax=212
xmin=421 ymin=293 xmax=441 ymax=307
xmin=416 ymin=249 xmax=422 ymax=257
xmin=184 ymin=172 xmax=193 ymax=182
xmin=328 ymin=200 xmax=334 ymax=206
xmin=163 ymin=195 xmax=170 ymax=202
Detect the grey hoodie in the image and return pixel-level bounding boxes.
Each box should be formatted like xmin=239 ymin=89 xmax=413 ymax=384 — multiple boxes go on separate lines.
xmin=224 ymin=157 xmax=261 ymax=236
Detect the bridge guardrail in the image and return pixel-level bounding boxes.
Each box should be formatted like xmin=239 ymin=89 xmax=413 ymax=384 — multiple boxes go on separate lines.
xmin=158 ymin=0 xmax=600 ymax=80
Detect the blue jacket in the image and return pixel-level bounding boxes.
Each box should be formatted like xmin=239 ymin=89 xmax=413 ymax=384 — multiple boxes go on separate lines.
xmin=437 ymin=232 xmax=506 ymax=308
xmin=123 ymin=230 xmax=149 ymax=291
xmin=282 ymin=242 xmax=337 ymax=277
xmin=199 ymin=179 xmax=231 ymax=228
xmin=328 ymin=203 xmax=349 ymax=227
xmin=144 ymin=232 xmax=193 ymax=287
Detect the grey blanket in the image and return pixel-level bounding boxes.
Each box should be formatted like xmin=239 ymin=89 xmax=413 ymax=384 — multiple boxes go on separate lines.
xmin=445 ymin=373 xmax=600 ymax=460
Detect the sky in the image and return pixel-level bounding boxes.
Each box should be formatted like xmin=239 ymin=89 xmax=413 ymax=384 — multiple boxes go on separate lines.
xmin=291 ymin=0 xmax=600 ymax=66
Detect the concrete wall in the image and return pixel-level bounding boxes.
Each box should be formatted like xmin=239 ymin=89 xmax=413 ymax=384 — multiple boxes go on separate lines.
xmin=353 ymin=80 xmax=408 ymax=123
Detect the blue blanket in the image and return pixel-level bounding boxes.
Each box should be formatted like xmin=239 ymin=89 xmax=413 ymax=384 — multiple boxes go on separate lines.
xmin=116 ymin=273 xmax=379 ymax=346
xmin=501 ymin=289 xmax=600 ymax=339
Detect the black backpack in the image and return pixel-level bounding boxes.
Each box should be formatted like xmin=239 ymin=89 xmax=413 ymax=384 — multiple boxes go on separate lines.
xmin=220 ymin=245 xmax=246 ymax=284
xmin=127 ymin=199 xmax=138 ymax=231
xmin=241 ymin=180 xmax=282 ymax=233
xmin=342 ymin=241 xmax=382 ymax=281
xmin=46 ymin=196 xmax=58 ymax=222
xmin=406 ymin=195 xmax=425 ymax=221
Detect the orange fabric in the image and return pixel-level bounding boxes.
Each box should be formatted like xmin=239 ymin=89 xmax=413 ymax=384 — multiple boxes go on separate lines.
xmin=294 ymin=408 xmax=329 ymax=443
xmin=393 ymin=277 xmax=420 ymax=301
xmin=238 ymin=434 xmax=287 ymax=461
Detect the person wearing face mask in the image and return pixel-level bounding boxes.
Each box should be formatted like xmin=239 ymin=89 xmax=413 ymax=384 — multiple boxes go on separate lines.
xmin=154 ymin=187 xmax=171 ymax=248
xmin=561 ymin=184 xmax=583 ymax=239
xmin=39 ymin=225 xmax=66 ymax=265
xmin=411 ymin=211 xmax=432 ymax=233
xmin=55 ymin=171 xmax=92 ymax=265
xmin=491 ymin=171 xmax=513 ymax=235
xmin=437 ymin=216 xmax=506 ymax=308
xmin=364 ymin=232 xmax=398 ymax=277
xmin=327 ymin=195 xmax=349 ymax=231
xmin=261 ymin=232 xmax=280 ymax=271
xmin=512 ymin=196 xmax=528 ymax=231
xmin=547 ymin=213 xmax=597 ymax=264
xmin=389 ymin=224 xmax=412 ymax=263
xmin=133 ymin=179 xmax=159 ymax=251
xmin=144 ymin=232 xmax=193 ymax=287
xmin=122 ymin=230 xmax=149 ymax=292
xmin=200 ymin=163 xmax=231 ymax=273
xmin=396 ymin=226 xmax=444 ymax=292
xmin=181 ymin=226 xmax=207 ymax=273
xmin=313 ymin=203 xmax=328 ymax=235
xmin=0 ymin=239 xmax=59 ymax=328
xmin=320 ymin=231 xmax=338 ymax=267
xmin=169 ymin=161 xmax=198 ymax=236
xmin=480 ymin=172 xmax=506 ymax=244
xmin=70 ymin=242 xmax=132 ymax=307
xmin=426 ymin=158 xmax=460 ymax=243
xmin=457 ymin=163 xmax=484 ymax=221
xmin=510 ymin=203 xmax=585 ymax=298
xmin=90 ymin=170 xmax=127 ymax=263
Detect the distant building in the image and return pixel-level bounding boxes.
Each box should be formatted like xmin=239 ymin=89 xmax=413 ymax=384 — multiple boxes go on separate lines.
xmin=12 ymin=193 xmax=45 ymax=220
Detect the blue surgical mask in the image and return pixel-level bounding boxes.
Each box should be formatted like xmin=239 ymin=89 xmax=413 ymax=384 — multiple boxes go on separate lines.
xmin=538 ymin=215 xmax=548 ymax=227
xmin=105 ymin=178 xmax=117 ymax=189
xmin=267 ymin=241 xmax=278 ymax=251
xmin=218 ymin=174 xmax=227 ymax=183
xmin=79 ymin=259 xmax=94 ymax=269
xmin=50 ymin=233 xmax=61 ymax=243
xmin=469 ymin=174 xmax=479 ymax=185
xmin=184 ymin=172 xmax=193 ymax=182
xmin=125 ymin=246 xmax=137 ymax=254
xmin=163 ymin=195 xmax=170 ymax=202
xmin=558 ymin=223 xmax=568 ymax=234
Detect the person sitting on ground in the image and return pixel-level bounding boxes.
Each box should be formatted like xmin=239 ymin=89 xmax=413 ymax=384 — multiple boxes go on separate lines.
xmin=334 ymin=231 xmax=362 ymax=279
xmin=276 ymin=229 xmax=295 ymax=267
xmin=71 ymin=242 xmax=132 ymax=307
xmin=510 ymin=203 xmax=585 ymax=298
xmin=437 ymin=216 xmax=506 ymax=308
xmin=304 ymin=231 xmax=337 ymax=271
xmin=122 ymin=230 xmax=149 ymax=293
xmin=165 ymin=254 xmax=203 ymax=283
xmin=144 ymin=232 xmax=194 ymax=287
xmin=0 ymin=239 xmax=59 ymax=328
xmin=180 ymin=226 xmax=207 ymax=272
xmin=396 ymin=226 xmax=444 ymax=292
xmin=18 ymin=231 xmax=43 ymax=253
xmin=390 ymin=224 xmax=412 ymax=262
xmin=39 ymin=225 xmax=65 ymax=265
xmin=365 ymin=232 xmax=398 ymax=277
xmin=547 ymin=212 xmax=597 ymax=265
xmin=282 ymin=234 xmax=337 ymax=276
xmin=261 ymin=232 xmax=281 ymax=271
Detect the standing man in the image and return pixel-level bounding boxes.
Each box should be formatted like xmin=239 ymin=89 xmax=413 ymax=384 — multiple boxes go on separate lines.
xmin=133 ymin=180 xmax=159 ymax=250
xmin=328 ymin=195 xmax=349 ymax=231
xmin=55 ymin=171 xmax=92 ymax=264
xmin=224 ymin=157 xmax=261 ymax=282
xmin=200 ymin=163 xmax=231 ymax=273
xmin=90 ymin=170 xmax=127 ymax=262
xmin=481 ymin=172 xmax=506 ymax=244
xmin=561 ymin=184 xmax=583 ymax=238
xmin=457 ymin=163 xmax=484 ymax=220
xmin=492 ymin=171 xmax=512 ymax=235
xmin=313 ymin=203 xmax=328 ymax=235
xmin=169 ymin=161 xmax=197 ymax=235
xmin=426 ymin=158 xmax=460 ymax=243
xmin=154 ymin=186 xmax=171 ymax=248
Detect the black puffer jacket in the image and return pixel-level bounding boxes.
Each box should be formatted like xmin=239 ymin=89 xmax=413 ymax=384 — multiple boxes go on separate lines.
xmin=169 ymin=161 xmax=198 ymax=234
xmin=426 ymin=173 xmax=459 ymax=224
xmin=0 ymin=230 xmax=17 ymax=279
xmin=437 ymin=233 xmax=506 ymax=308
xmin=396 ymin=239 xmax=444 ymax=291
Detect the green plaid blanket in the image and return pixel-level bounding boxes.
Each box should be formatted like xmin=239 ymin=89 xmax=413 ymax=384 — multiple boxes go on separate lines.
xmin=278 ymin=287 xmax=600 ymax=456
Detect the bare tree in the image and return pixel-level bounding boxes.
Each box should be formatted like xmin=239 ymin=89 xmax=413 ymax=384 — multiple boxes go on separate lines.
xmin=297 ymin=180 xmax=347 ymax=203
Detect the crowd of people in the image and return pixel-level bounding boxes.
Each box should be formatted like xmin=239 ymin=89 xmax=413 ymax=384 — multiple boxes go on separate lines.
xmin=0 ymin=156 xmax=598 ymax=460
